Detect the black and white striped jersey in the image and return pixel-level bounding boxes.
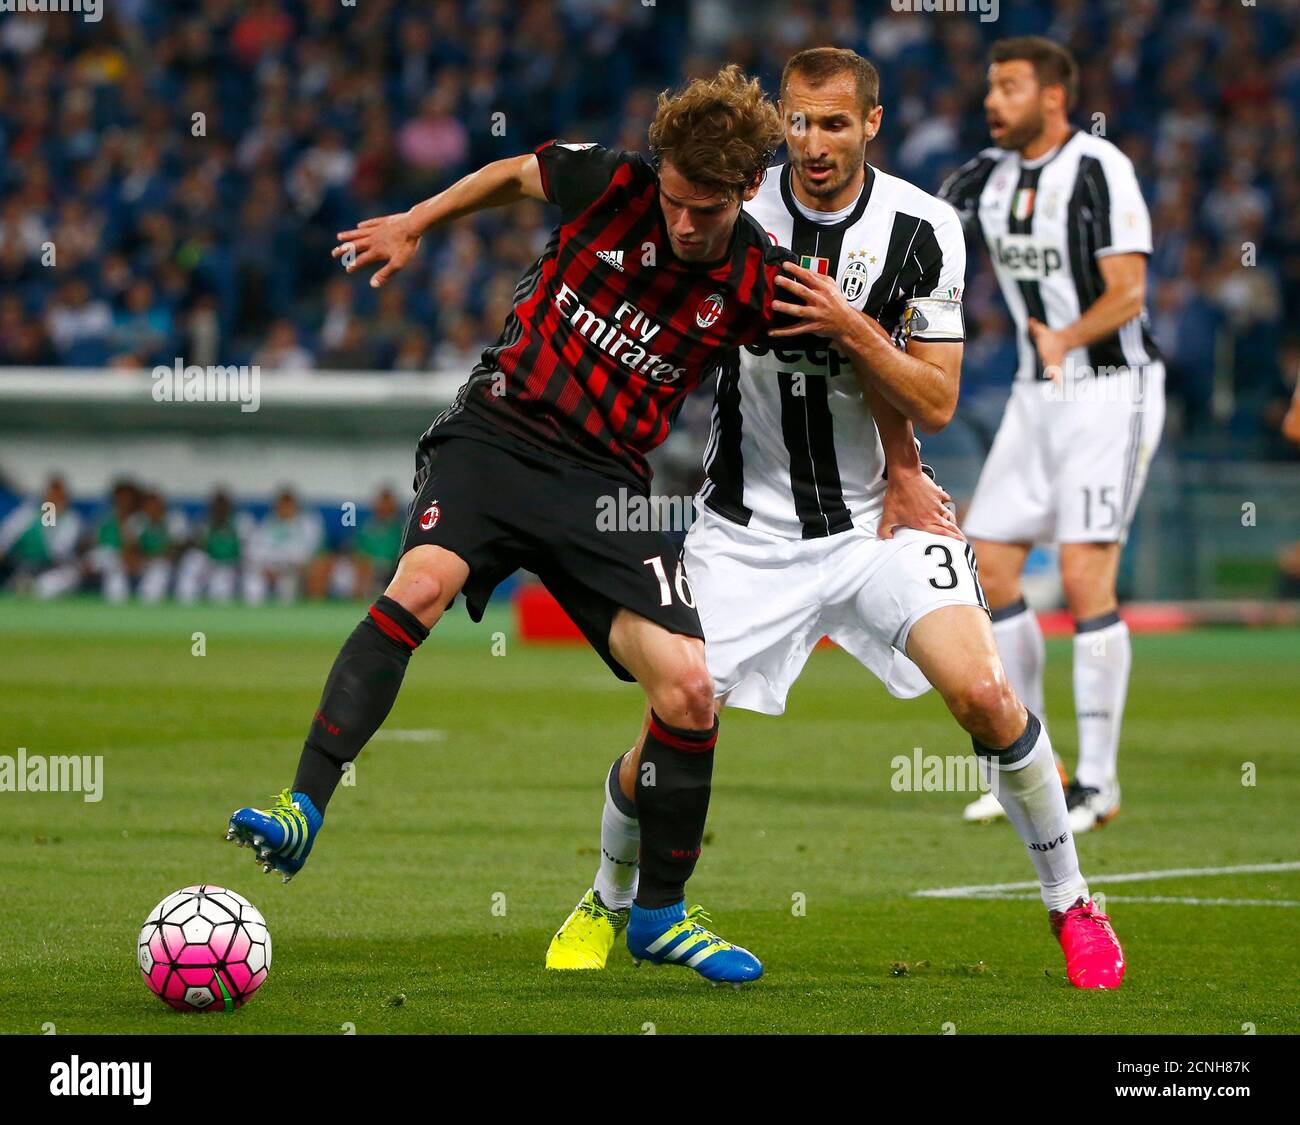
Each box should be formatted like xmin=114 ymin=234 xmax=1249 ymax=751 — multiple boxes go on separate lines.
xmin=939 ymin=130 xmax=1160 ymax=382
xmin=698 ymin=162 xmax=966 ymax=540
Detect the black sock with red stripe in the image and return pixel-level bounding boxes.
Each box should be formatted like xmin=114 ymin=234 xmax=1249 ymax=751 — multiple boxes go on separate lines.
xmin=292 ymin=596 xmax=430 ymax=812
xmin=633 ymin=710 xmax=719 ymax=909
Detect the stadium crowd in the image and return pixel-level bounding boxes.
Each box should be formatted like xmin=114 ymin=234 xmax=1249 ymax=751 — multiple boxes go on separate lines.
xmin=1 ymin=0 xmax=1296 ymax=452
xmin=1 ymin=1 xmax=1298 ymax=602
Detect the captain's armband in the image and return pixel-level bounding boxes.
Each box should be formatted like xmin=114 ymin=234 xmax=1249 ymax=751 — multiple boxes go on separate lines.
xmin=900 ymin=297 xmax=965 ymax=343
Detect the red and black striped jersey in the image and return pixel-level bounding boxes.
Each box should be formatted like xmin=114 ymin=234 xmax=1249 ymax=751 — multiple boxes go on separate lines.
xmin=424 ymin=139 xmax=797 ymax=488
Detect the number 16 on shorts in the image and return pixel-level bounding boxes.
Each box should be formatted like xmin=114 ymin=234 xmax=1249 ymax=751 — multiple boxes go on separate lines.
xmin=643 ymin=555 xmax=696 ymax=609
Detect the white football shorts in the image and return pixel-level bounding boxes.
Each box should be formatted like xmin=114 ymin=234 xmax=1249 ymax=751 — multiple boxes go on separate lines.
xmin=964 ymin=363 xmax=1165 ymax=545
xmin=682 ymin=507 xmax=989 ymax=716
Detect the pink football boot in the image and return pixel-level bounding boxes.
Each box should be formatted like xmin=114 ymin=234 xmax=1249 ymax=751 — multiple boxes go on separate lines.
xmin=1050 ymin=897 xmax=1125 ymax=989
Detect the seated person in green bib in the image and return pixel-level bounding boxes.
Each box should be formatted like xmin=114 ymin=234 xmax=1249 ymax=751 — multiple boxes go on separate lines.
xmin=125 ymin=490 xmax=189 ymax=603
xmin=177 ymin=489 xmax=251 ymax=604
xmin=0 ymin=476 xmax=84 ymax=598
xmin=306 ymin=486 xmax=404 ymax=600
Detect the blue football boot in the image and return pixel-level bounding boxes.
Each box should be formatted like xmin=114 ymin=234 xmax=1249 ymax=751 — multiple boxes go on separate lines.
xmin=626 ymin=902 xmax=763 ymax=986
xmin=226 ymin=789 xmax=323 ymax=882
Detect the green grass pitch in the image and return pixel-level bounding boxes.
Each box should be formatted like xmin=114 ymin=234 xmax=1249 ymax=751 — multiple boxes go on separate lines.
xmin=2 ymin=597 xmax=1297 ymax=1034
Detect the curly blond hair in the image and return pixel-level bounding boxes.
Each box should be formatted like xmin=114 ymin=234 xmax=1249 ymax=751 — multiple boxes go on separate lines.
xmin=648 ymin=64 xmax=782 ymax=196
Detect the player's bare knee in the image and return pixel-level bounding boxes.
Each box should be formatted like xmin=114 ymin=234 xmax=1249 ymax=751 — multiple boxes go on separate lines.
xmin=1062 ymin=576 xmax=1111 ymax=622
xmin=652 ymin=662 xmax=715 ymax=729
xmin=949 ymin=674 xmax=1017 ymax=736
xmin=387 ymin=555 xmax=450 ymax=618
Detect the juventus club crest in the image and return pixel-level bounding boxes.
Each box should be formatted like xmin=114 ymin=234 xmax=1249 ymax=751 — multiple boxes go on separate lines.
xmin=419 ymin=501 xmax=441 ymax=531
xmin=840 ymin=257 xmax=869 ymax=301
xmin=696 ymin=292 xmax=725 ymax=329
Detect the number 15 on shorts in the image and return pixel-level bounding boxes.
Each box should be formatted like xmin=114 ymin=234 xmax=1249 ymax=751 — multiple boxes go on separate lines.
xmin=643 ymin=555 xmax=696 ymax=608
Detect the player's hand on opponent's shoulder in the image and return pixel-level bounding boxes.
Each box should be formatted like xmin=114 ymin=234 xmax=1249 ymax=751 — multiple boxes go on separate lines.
xmin=880 ymin=467 xmax=964 ymax=541
xmin=770 ymin=260 xmax=860 ymax=341
xmin=333 ymin=211 xmax=423 ymax=289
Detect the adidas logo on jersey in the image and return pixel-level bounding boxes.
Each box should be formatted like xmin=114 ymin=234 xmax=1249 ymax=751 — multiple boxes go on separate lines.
xmin=596 ymin=248 xmax=625 ymax=272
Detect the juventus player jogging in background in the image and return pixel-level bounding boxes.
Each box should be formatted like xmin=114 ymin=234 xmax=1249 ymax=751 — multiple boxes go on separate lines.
xmin=225 ymin=66 xmax=814 ymax=986
xmin=940 ymin=38 xmax=1165 ymax=833
xmin=549 ymin=48 xmax=1125 ymax=990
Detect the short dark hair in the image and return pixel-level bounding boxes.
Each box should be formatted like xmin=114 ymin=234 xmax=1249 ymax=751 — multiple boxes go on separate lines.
xmin=989 ymin=36 xmax=1079 ymax=109
xmin=781 ymin=46 xmax=880 ymax=115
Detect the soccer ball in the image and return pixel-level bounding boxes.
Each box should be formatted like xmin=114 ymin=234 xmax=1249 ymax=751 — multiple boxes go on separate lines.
xmin=137 ymin=884 xmax=271 ymax=1011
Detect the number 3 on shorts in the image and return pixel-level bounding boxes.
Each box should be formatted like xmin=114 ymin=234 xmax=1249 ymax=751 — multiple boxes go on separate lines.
xmin=643 ymin=555 xmax=695 ymax=608
xmin=925 ymin=543 xmax=959 ymax=590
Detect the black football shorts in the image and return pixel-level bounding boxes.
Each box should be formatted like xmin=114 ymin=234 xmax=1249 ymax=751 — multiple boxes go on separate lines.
xmin=398 ymin=427 xmax=702 ymax=681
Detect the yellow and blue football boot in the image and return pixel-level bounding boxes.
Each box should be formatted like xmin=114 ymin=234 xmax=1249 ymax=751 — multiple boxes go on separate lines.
xmin=226 ymin=789 xmax=322 ymax=882
xmin=626 ymin=902 xmax=762 ymax=986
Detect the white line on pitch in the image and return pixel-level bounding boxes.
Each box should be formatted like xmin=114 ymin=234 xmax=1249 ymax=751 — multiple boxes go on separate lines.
xmin=914 ymin=860 xmax=1300 ymax=899
xmin=931 ymin=892 xmax=1300 ymax=908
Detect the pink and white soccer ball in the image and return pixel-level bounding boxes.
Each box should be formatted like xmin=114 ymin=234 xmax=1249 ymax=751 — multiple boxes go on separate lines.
xmin=137 ymin=885 xmax=271 ymax=1011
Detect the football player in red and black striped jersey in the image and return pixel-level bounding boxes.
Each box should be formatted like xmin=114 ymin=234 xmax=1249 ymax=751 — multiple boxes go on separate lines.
xmin=229 ymin=66 xmax=812 ymax=983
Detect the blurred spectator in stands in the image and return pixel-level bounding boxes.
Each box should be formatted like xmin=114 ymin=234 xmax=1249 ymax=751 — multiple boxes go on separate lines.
xmin=961 ymin=305 xmax=1019 ymax=398
xmin=243 ymin=488 xmax=324 ymax=604
xmin=110 ymin=279 xmax=172 ymax=367
xmin=46 ymin=280 xmax=112 ymax=366
xmin=184 ymin=294 xmax=222 ymax=370
xmin=0 ymin=0 xmax=1291 ymax=459
xmin=393 ymin=328 xmax=435 ymax=372
xmin=287 ymin=126 xmax=356 ymax=218
xmin=318 ymin=320 xmax=374 ymax=370
xmin=433 ymin=314 xmax=487 ymax=373
xmin=176 ymin=489 xmax=251 ymax=604
xmin=1152 ymin=276 xmax=1219 ymax=436
xmin=48 ymin=197 xmax=103 ymax=274
xmin=348 ymin=487 xmax=404 ymax=597
xmin=372 ymin=285 xmax=420 ymax=367
xmin=307 ymin=486 xmax=404 ymax=600
xmin=87 ymin=479 xmax=141 ymax=604
xmin=1202 ymin=164 xmax=1270 ymax=245
xmin=318 ymin=278 xmax=357 ymax=356
xmin=125 ymin=489 xmax=188 ymax=604
xmin=253 ymin=320 xmax=314 ymax=372
xmin=398 ymin=80 xmax=470 ymax=192
xmin=0 ymin=294 xmax=55 ymax=366
xmin=0 ymin=475 xmax=83 ymax=598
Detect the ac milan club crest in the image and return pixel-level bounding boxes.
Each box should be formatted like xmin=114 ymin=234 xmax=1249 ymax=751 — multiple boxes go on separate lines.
xmin=696 ymin=292 xmax=725 ymax=329
xmin=419 ymin=501 xmax=441 ymax=531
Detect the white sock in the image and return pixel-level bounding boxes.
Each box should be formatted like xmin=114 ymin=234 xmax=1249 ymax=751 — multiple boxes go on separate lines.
xmin=991 ymin=599 xmax=1047 ymax=729
xmin=1072 ymin=613 xmax=1130 ymax=790
xmin=592 ymin=756 xmax=639 ymax=910
xmin=979 ymin=714 xmax=1089 ymax=912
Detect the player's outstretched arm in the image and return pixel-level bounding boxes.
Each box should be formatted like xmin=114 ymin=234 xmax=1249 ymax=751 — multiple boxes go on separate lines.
xmin=332 ymin=153 xmax=546 ymax=288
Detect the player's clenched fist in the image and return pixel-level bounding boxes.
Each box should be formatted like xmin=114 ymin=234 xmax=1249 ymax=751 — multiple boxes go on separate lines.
xmin=333 ymin=211 xmax=423 ymax=288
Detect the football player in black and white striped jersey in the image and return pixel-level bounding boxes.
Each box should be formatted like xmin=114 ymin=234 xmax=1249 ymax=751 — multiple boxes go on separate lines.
xmin=939 ymin=38 xmax=1165 ymax=833
xmin=554 ymin=48 xmax=1124 ymax=989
